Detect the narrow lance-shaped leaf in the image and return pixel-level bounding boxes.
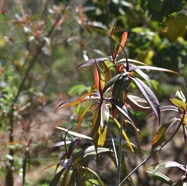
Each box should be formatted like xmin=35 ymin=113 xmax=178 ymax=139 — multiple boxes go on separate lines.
xmin=170 ymin=98 xmax=186 ymax=111
xmin=130 ymin=77 xmax=160 ymax=124
xmin=113 ymin=32 xmax=128 ymax=59
xmin=151 ymin=123 xmax=170 ymax=152
xmin=94 ymin=63 xmax=100 ymax=92
xmin=56 ymin=127 xmax=92 ymax=140
xmin=103 ymin=73 xmax=122 ymax=93
xmin=112 ymin=117 xmax=134 ymax=153
xmin=77 ymin=104 xmax=94 ymax=131
xmin=98 ymin=126 xmax=107 ymax=146
xmin=129 ymin=65 xmax=179 ymax=75
xmin=77 ymin=57 xmax=112 ymax=68
xmin=81 ymin=166 xmax=105 ymax=186
xmin=50 ymin=168 xmax=65 ymax=186
xmin=110 ymin=99 xmax=134 ymax=124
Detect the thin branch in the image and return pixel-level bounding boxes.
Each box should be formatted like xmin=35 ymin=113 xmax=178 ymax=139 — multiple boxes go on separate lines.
xmin=119 ymin=122 xmax=182 ymax=186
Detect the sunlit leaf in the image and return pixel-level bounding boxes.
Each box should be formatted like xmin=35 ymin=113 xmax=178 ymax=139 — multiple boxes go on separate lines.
xmin=127 ymin=95 xmax=150 ymax=111
xmin=100 ymin=103 xmax=110 ymax=130
xmin=118 ymin=58 xmax=146 ymax=66
xmin=170 ymin=98 xmax=186 ymax=111
xmin=56 ymin=127 xmax=92 ymax=140
xmin=84 ymin=145 xmax=113 ymax=158
xmin=98 ymin=126 xmax=107 ymax=146
xmin=58 ymin=93 xmax=100 ymax=108
xmin=81 ymin=166 xmax=104 ymax=186
xmin=175 ymin=90 xmax=186 ymax=102
xmin=77 ymin=57 xmax=112 ymax=68
xmin=151 ymin=123 xmax=170 ymax=152
xmin=112 ymin=117 xmax=134 ymax=153
xmin=131 ymin=77 xmax=160 ymax=123
xmin=129 ymin=65 xmax=179 ymax=75
xmin=114 ymin=32 xmax=128 ymax=59
xmin=60 ymin=159 xmax=72 ymax=171
xmin=50 ymin=168 xmax=65 ymax=186
xmin=154 ymin=161 xmax=185 ymax=172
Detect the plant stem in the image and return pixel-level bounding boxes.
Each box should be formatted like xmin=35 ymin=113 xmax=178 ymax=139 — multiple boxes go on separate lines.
xmin=117 ymin=116 xmax=123 ymax=185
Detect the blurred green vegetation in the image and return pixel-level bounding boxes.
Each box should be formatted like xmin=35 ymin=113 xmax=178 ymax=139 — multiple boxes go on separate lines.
xmin=0 ymin=0 xmax=187 ymax=185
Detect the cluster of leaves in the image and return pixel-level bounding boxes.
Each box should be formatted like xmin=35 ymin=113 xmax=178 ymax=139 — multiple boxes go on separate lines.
xmin=48 ymin=31 xmax=187 ymax=185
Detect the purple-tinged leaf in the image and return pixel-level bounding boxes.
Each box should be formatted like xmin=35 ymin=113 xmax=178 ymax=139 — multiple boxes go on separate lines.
xmin=77 ymin=57 xmax=112 ymax=68
xmin=160 ymin=105 xmax=178 ymax=112
xmin=110 ymin=99 xmax=134 ymax=123
xmin=103 ymin=74 xmax=122 ymax=93
xmin=50 ymin=168 xmax=65 ymax=186
xmin=131 ymin=77 xmax=160 ymax=123
xmin=127 ymin=95 xmax=150 ymax=111
xmin=67 ymin=138 xmax=81 ymax=158
xmin=135 ymin=69 xmax=151 ymax=86
xmin=129 ymin=65 xmax=179 ymax=75
xmin=118 ymin=58 xmax=146 ymax=66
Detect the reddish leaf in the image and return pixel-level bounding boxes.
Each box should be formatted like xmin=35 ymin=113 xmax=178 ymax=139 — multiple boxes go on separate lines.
xmin=114 ymin=32 xmax=128 ymax=59
xmin=77 ymin=104 xmax=94 ymax=131
xmin=131 ymin=77 xmax=160 ymax=124
xmin=94 ymin=63 xmax=100 ymax=92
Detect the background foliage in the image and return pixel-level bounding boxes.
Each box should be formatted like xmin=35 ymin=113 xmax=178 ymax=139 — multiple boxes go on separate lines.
xmin=0 ymin=0 xmax=187 ymax=185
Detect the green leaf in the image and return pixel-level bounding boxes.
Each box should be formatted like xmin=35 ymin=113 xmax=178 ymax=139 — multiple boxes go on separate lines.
xmin=81 ymin=166 xmax=104 ymax=186
xmin=131 ymin=77 xmax=160 ymax=123
xmin=98 ymin=126 xmax=107 ymax=146
xmin=151 ymin=123 xmax=170 ymax=152
xmin=56 ymin=127 xmax=92 ymax=140
xmin=170 ymin=98 xmax=186 ymax=110
xmin=146 ymin=169 xmax=173 ymax=185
